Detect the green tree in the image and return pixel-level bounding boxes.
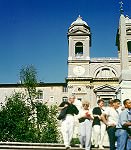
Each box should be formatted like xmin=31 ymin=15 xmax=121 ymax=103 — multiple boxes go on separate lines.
xmin=0 ymin=93 xmax=37 ymax=142
xmin=20 ymin=65 xmax=37 ymax=108
xmin=35 ymin=101 xmax=49 ymax=140
xmin=20 ymin=65 xmax=38 ymax=129
xmin=40 ymin=105 xmax=60 ymax=143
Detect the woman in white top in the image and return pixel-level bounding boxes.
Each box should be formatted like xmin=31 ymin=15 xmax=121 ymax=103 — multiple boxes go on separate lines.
xmin=78 ymin=100 xmax=93 ymax=150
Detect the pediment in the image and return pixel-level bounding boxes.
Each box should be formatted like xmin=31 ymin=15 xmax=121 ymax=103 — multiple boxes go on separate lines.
xmin=72 ymin=86 xmax=87 ymax=94
xmin=94 ymin=84 xmax=116 ymax=92
xmin=68 ymin=28 xmax=90 ymax=35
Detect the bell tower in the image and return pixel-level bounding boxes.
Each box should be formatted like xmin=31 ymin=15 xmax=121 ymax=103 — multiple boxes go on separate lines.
xmin=66 ymin=16 xmax=92 ymax=100
xmin=67 ymin=15 xmax=91 ymax=78
xmin=116 ymin=1 xmax=131 ymax=102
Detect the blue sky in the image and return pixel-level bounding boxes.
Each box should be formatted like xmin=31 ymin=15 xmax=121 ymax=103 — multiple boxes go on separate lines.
xmin=0 ymin=0 xmax=131 ymax=84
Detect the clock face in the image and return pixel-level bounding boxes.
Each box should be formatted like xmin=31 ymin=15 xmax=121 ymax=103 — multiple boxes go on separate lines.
xmin=73 ymin=66 xmax=85 ymax=76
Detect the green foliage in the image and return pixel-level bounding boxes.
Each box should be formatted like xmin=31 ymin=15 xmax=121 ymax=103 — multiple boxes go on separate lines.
xmin=0 ymin=93 xmax=60 ymax=143
xmin=71 ymin=138 xmax=80 ymax=146
xmin=20 ymin=65 xmax=37 ymax=88
xmin=20 ymin=65 xmax=38 ymax=101
xmin=35 ymin=102 xmax=49 ymax=125
xmin=40 ymin=105 xmax=60 ymax=143
xmin=0 ymin=93 xmax=36 ymax=142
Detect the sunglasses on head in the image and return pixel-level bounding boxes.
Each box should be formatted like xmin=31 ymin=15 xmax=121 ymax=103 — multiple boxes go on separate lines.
xmin=83 ymin=104 xmax=89 ymax=106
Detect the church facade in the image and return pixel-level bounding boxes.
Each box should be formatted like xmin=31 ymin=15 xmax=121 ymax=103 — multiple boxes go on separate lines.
xmin=66 ymin=16 xmax=120 ymax=108
xmin=0 ymin=15 xmax=131 ymax=108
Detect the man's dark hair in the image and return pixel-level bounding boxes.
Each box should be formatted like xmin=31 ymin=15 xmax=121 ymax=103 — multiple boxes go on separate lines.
xmin=123 ymin=99 xmax=130 ymax=105
xmin=113 ymin=99 xmax=121 ymax=103
xmin=97 ymin=99 xmax=104 ymax=104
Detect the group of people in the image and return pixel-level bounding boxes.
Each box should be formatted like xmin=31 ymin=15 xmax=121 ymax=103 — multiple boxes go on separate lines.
xmin=58 ymin=95 xmax=131 ymax=150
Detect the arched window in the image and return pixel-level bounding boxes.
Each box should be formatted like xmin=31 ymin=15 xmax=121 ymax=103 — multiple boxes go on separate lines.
xmin=101 ymin=68 xmax=110 ymax=77
xmin=95 ymin=68 xmax=116 ymax=78
xmin=75 ymin=42 xmax=83 ymax=56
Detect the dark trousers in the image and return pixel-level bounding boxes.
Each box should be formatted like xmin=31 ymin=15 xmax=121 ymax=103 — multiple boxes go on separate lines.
xmin=107 ymin=126 xmax=116 ymax=150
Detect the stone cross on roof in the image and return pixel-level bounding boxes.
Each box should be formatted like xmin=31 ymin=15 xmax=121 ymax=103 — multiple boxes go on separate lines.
xmin=119 ymin=1 xmax=124 ymax=14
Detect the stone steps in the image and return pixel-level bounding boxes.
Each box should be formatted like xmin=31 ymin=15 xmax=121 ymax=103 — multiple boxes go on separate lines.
xmin=0 ymin=142 xmax=109 ymax=150
xmin=0 ymin=142 xmax=81 ymax=150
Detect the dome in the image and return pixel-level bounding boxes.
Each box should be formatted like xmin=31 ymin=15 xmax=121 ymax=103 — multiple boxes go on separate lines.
xmin=71 ymin=15 xmax=88 ymax=26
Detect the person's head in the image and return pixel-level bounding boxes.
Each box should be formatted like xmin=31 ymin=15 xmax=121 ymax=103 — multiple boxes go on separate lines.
xmin=82 ymin=100 xmax=90 ymax=110
xmin=123 ymin=99 xmax=131 ymax=109
xmin=112 ymin=99 xmax=121 ymax=109
xmin=97 ymin=99 xmax=104 ymax=108
xmin=68 ymin=95 xmax=75 ymax=104
xmin=108 ymin=99 xmax=114 ymax=107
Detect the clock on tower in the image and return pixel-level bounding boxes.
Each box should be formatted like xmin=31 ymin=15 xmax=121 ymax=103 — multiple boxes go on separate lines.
xmin=73 ymin=66 xmax=85 ymax=76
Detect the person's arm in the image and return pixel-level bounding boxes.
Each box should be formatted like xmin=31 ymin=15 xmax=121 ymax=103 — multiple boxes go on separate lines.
xmin=101 ymin=113 xmax=116 ymax=127
xmin=58 ymin=102 xmax=68 ymax=110
xmin=101 ymin=113 xmax=108 ymax=126
xmin=123 ymin=122 xmax=131 ymax=126
xmin=93 ymin=114 xmax=101 ymax=119
xmin=120 ymin=111 xmax=131 ymax=127
xmin=85 ymin=112 xmax=94 ymax=120
xmin=74 ymin=105 xmax=79 ymax=115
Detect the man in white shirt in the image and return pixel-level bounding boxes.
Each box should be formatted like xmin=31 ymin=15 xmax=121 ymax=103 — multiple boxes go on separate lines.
xmin=101 ymin=99 xmax=121 ymax=150
xmin=59 ymin=95 xmax=79 ymax=150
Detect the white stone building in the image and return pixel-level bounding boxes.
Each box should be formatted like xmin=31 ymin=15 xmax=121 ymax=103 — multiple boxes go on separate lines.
xmin=0 ymin=14 xmax=131 ymax=108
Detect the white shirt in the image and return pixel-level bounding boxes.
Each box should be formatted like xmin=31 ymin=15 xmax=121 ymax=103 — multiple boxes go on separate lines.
xmin=103 ymin=107 xmax=119 ymax=126
xmin=78 ymin=108 xmax=93 ymax=119
xmin=73 ymin=99 xmax=82 ymax=111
